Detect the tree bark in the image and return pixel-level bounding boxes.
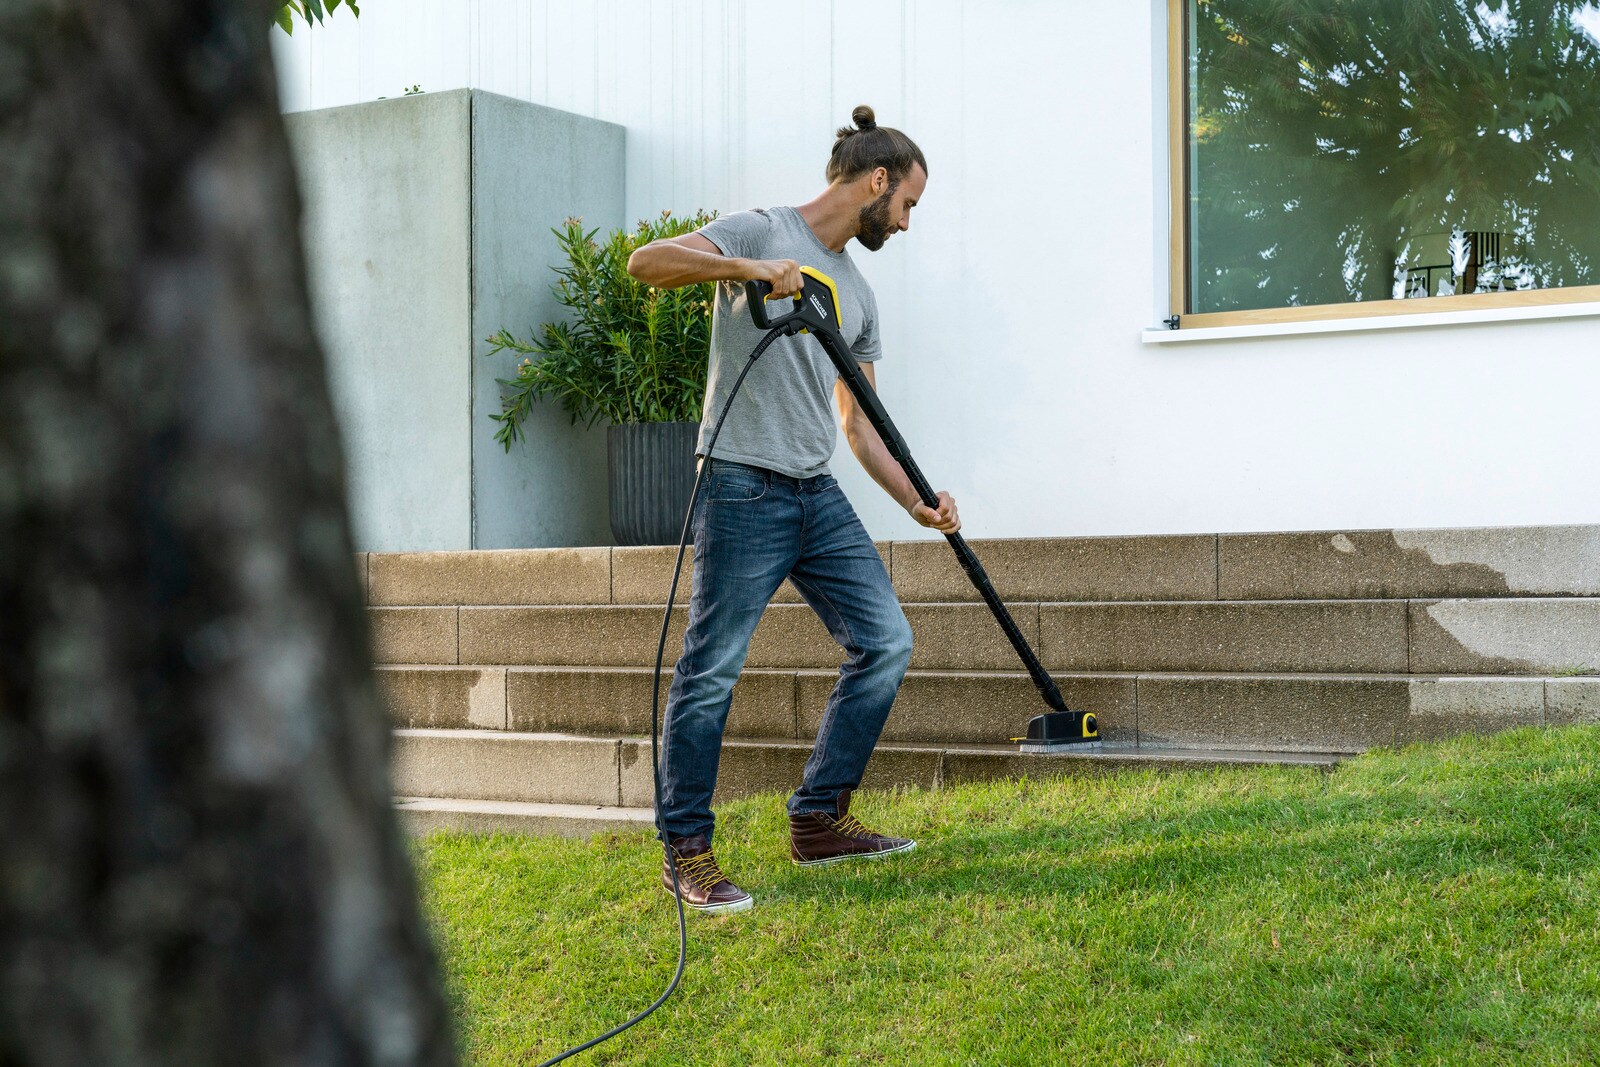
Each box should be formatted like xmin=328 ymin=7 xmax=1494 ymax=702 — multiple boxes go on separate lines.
xmin=0 ymin=2 xmax=456 ymax=1064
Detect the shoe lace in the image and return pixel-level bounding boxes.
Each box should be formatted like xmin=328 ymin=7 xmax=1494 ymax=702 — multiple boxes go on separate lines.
xmin=673 ymin=849 xmax=727 ymax=893
xmin=832 ymin=812 xmax=877 ymax=840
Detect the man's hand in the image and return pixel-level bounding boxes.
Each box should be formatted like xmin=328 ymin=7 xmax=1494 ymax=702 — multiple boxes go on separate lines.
xmin=910 ymin=491 xmax=961 ymax=534
xmin=744 ymin=257 xmax=803 ymax=298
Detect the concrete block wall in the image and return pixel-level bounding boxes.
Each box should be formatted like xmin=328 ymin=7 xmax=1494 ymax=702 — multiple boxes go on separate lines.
xmin=286 ymin=89 xmax=624 ymax=551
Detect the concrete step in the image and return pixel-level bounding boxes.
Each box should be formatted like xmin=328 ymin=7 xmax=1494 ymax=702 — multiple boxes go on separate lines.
xmin=389 ymin=727 xmax=1342 ymax=808
xmin=360 ymin=525 xmax=1600 ymax=608
xmin=394 ymin=796 xmax=654 ymax=837
xmin=369 ymin=596 xmax=1600 ymax=676
xmin=379 ymin=666 xmax=1599 ymax=753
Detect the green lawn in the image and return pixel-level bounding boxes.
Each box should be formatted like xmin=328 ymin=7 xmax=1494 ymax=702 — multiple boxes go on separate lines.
xmin=415 ymin=728 xmax=1600 ymax=1066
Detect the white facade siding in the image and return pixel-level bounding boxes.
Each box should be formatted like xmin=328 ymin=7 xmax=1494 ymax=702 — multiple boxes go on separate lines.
xmin=273 ymin=1 xmax=1600 ymax=541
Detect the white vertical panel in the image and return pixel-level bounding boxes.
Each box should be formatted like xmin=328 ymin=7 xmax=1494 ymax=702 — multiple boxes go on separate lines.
xmin=544 ymin=0 xmax=595 ymax=116
xmin=356 ymin=0 xmax=404 ymax=101
xmin=609 ymin=0 xmax=659 ymax=225
xmin=421 ymin=0 xmax=474 ymax=97
xmin=270 ymin=25 xmax=314 ymax=113
xmin=476 ymin=0 xmax=534 ymax=100
xmin=869 ymin=0 xmax=970 ymax=528
xmin=643 ymin=0 xmax=674 ymax=213
xmin=699 ymin=0 xmax=734 ymax=212
xmin=821 ymin=1 xmax=916 ymax=532
xmin=740 ymin=5 xmax=801 ymax=210
xmin=349 ymin=0 xmax=472 ymax=104
xmin=528 ymin=0 xmax=550 ymax=105
xmin=680 ymin=0 xmax=704 ymax=212
xmin=798 ymin=1 xmax=835 ymax=194
xmin=309 ymin=4 xmax=363 ymax=107
xmin=588 ymin=0 xmax=611 ymax=120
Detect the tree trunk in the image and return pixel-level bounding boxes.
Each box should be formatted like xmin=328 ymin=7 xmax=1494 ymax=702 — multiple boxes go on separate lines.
xmin=0 ymin=3 xmax=456 ymax=1064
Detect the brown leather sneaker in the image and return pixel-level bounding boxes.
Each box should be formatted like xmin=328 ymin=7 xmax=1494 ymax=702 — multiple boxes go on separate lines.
xmin=661 ymin=833 xmax=754 ymax=915
xmin=789 ymin=790 xmax=916 ymax=867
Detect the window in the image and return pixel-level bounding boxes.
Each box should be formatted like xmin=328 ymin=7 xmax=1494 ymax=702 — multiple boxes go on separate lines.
xmin=1170 ymin=0 xmax=1600 ymax=327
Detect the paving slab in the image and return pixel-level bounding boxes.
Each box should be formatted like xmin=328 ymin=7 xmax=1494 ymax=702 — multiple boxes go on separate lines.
xmin=938 ymin=743 xmax=1337 ymax=787
xmin=1409 ymin=598 xmax=1600 ymax=674
xmin=1546 ymin=677 xmax=1600 ymax=727
xmin=747 ymin=603 xmax=1032 ymax=671
xmin=1398 ymin=677 xmax=1545 ymax=745
xmin=891 ymin=534 xmax=1217 ymax=603
xmin=378 ymin=666 xmax=505 ymax=729
xmin=396 ymin=797 xmax=654 ymax=837
xmin=368 ymin=606 xmax=457 ymax=664
xmin=456 ymin=602 xmax=1031 ymax=671
xmin=1219 ymin=526 xmax=1600 ymax=600
xmin=394 ymin=729 xmax=1348 ymax=813
xmin=391 ymin=729 xmax=620 ymax=806
xmin=619 ymin=738 xmax=942 ymax=807
xmin=507 ymin=666 xmax=795 ymax=738
xmin=611 ymin=543 xmax=890 ymax=605
xmin=743 ymin=605 xmax=855 ymax=668
xmin=368 ymin=548 xmax=611 ymax=606
xmin=458 ymin=605 xmax=692 ymax=666
xmin=1135 ymin=674 xmax=1405 ymax=752
xmin=796 ymin=670 xmax=1136 ymax=745
xmin=1039 ymin=600 xmax=1408 ymax=674
xmin=609 ymin=546 xmax=697 ymax=605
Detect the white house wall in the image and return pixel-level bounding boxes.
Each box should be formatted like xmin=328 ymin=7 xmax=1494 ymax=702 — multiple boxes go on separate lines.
xmin=273 ymin=0 xmax=1600 ymax=541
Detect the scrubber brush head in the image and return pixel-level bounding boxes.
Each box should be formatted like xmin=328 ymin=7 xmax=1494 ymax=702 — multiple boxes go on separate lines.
xmin=1015 ymin=710 xmax=1101 ymax=753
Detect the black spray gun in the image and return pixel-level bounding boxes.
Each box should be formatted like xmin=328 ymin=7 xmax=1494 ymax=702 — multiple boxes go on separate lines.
xmin=749 ymin=267 xmax=1098 ymax=752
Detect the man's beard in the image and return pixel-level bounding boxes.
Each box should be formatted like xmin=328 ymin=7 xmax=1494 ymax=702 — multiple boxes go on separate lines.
xmin=855 ymin=182 xmax=899 ymax=251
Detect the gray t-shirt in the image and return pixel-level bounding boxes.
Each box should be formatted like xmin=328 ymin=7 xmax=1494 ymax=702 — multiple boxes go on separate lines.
xmin=695 ymin=206 xmax=881 ymax=479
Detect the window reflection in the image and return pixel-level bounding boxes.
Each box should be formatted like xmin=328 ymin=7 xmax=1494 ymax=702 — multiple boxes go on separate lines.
xmin=1188 ymin=0 xmax=1600 ymax=314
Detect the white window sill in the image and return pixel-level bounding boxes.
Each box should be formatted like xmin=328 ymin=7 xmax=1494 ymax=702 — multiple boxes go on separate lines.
xmin=1140 ymin=299 xmax=1600 ymax=344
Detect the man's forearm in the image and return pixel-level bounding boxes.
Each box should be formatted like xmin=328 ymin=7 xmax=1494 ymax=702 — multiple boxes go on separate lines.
xmin=844 ymin=415 xmax=919 ymax=512
xmin=627 ymin=242 xmax=754 ymax=289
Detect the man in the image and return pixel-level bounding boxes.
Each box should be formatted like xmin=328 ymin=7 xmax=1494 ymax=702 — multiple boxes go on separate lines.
xmin=626 ymin=104 xmax=958 ymax=916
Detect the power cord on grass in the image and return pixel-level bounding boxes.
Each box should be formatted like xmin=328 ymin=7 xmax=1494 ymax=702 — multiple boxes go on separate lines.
xmin=537 ymin=324 xmax=788 ymax=1066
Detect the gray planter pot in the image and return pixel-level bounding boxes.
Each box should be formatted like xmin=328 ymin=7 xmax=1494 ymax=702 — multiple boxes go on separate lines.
xmin=607 ymin=421 xmax=699 ymax=546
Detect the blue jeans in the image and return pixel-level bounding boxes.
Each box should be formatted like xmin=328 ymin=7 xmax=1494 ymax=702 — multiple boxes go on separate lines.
xmin=658 ymin=459 xmax=914 ymax=841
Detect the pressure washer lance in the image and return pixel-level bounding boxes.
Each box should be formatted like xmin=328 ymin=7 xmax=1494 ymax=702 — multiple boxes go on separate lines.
xmin=540 ymin=265 xmax=1096 ymax=1065
xmin=746 ymin=267 xmax=1100 ymax=752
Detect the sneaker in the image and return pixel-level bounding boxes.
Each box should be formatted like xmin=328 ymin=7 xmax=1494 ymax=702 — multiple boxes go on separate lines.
xmin=661 ymin=833 xmax=754 ymax=915
xmin=789 ymin=789 xmax=916 ymax=867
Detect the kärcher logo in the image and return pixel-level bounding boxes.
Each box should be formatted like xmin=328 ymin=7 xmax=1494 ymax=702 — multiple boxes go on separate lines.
xmin=808 ymin=294 xmax=829 ymax=320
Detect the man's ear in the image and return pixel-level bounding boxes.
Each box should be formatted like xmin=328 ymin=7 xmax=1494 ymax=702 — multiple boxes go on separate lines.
xmin=870 ymin=166 xmax=889 ymax=195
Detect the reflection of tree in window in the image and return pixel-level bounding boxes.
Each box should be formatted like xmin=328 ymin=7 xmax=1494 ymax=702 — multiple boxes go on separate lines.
xmin=1188 ymin=0 xmax=1600 ymax=314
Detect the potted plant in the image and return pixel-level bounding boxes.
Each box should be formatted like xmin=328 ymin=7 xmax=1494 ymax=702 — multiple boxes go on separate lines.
xmin=487 ymin=210 xmax=716 ymax=546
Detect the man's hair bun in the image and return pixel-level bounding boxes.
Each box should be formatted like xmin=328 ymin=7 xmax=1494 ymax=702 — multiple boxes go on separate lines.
xmin=826 ymin=103 xmax=926 ymax=185
xmin=836 ymin=104 xmax=879 ymax=140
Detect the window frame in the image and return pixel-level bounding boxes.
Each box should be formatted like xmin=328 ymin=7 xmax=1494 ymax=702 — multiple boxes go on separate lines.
xmin=1166 ymin=0 xmax=1600 ymax=329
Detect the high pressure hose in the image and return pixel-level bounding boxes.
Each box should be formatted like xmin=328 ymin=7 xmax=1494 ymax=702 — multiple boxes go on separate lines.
xmin=537 ymin=323 xmax=788 ymax=1067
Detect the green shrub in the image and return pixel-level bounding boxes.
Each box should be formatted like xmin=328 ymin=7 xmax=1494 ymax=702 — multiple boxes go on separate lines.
xmin=487 ymin=210 xmax=716 ymax=450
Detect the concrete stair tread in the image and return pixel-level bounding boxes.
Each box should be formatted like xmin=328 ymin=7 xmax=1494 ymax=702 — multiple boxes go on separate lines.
xmin=383 ymin=670 xmax=1594 ymax=752
xmin=383 ymin=663 xmax=1592 ymax=681
xmin=395 ymin=795 xmax=654 ymax=821
xmin=364 ymin=527 xmax=1600 ymax=607
xmin=371 ymin=597 xmax=1599 ymax=675
xmin=393 ymin=795 xmax=655 ymax=837
xmin=393 ymin=726 xmax=1344 ymax=765
xmin=389 ymin=727 xmax=1348 ymax=813
xmin=870 ymin=739 xmax=1345 ymax=765
xmin=391 ymin=739 xmax=1341 ymax=840
xmin=414 ymin=595 xmax=1597 ymax=607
